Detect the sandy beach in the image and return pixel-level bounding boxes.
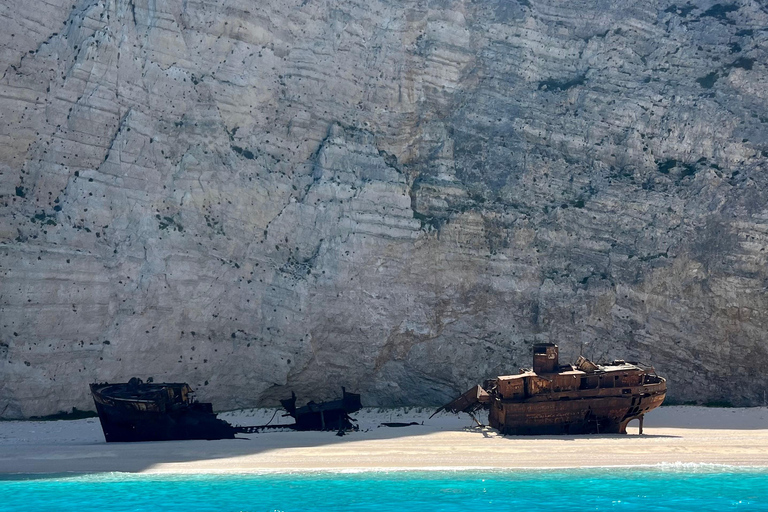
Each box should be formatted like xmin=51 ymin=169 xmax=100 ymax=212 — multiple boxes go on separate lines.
xmin=1 ymin=406 xmax=767 ymax=474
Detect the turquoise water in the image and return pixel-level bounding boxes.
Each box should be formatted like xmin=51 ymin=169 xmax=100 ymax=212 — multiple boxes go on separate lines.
xmin=1 ymin=467 xmax=767 ymax=511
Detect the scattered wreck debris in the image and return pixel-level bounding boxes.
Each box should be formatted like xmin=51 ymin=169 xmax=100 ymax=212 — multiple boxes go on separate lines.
xmin=280 ymin=387 xmax=362 ymax=431
xmin=430 ymin=384 xmax=489 ymax=425
xmin=435 ymin=343 xmax=667 ymax=435
xmin=90 ymin=378 xmax=257 ymax=442
xmin=380 ymin=421 xmax=420 ymax=428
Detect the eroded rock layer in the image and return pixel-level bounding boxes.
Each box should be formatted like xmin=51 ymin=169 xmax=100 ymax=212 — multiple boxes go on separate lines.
xmin=2 ymin=0 xmax=768 ymax=417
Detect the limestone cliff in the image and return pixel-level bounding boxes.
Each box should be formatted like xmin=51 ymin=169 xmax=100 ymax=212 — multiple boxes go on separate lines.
xmin=2 ymin=0 xmax=768 ymax=417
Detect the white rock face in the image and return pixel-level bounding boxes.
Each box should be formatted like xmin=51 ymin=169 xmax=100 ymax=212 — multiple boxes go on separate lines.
xmin=2 ymin=0 xmax=768 ymax=417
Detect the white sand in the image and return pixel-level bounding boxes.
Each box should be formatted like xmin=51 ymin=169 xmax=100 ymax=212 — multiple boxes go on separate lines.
xmin=1 ymin=406 xmax=767 ymax=474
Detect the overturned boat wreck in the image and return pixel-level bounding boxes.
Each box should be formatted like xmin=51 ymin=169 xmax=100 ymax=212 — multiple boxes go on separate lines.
xmin=280 ymin=388 xmax=361 ymax=431
xmin=435 ymin=343 xmax=666 ymax=435
xmin=90 ymin=378 xmax=254 ymax=442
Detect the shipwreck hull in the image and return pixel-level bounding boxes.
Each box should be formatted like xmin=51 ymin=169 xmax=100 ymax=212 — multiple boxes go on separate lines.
xmin=489 ymin=388 xmax=666 ymax=435
xmin=90 ymin=381 xmax=237 ymax=442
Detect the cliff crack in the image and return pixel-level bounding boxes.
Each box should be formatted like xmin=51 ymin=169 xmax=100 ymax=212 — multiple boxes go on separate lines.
xmin=101 ymin=108 xmax=133 ymax=165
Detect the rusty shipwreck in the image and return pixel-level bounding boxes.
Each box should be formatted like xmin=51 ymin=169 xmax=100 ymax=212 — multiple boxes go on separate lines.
xmin=90 ymin=378 xmax=254 ymax=442
xmin=280 ymin=387 xmax=362 ymax=431
xmin=435 ymin=343 xmax=666 ymax=435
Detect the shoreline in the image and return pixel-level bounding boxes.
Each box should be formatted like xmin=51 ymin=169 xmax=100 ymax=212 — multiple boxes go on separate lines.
xmin=5 ymin=463 xmax=768 ymax=478
xmin=1 ymin=406 xmax=767 ymax=475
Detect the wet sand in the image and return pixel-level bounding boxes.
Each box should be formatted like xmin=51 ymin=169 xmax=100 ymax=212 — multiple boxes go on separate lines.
xmin=1 ymin=406 xmax=767 ymax=474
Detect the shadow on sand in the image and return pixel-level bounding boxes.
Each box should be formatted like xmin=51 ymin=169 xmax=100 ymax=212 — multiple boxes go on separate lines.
xmin=461 ymin=424 xmax=681 ymax=440
xmin=0 ymin=418 xmax=452 ymax=474
xmin=0 ymin=408 xmax=697 ymax=476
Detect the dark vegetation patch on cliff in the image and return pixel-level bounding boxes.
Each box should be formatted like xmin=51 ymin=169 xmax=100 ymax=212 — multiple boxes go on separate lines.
xmin=729 ymin=57 xmax=754 ymax=70
xmin=656 ymin=159 xmax=698 ymax=179
xmin=538 ymin=73 xmax=587 ymax=92
xmin=156 ymin=214 xmax=184 ymax=232
xmin=231 ymin=145 xmax=255 ymax=160
xmin=696 ymin=71 xmax=719 ymax=88
xmin=29 ymin=211 xmax=57 ymax=226
xmin=699 ymin=3 xmax=739 ymax=22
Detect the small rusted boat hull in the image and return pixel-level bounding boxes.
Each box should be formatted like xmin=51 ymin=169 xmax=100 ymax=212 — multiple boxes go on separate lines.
xmin=90 ymin=381 xmax=237 ymax=442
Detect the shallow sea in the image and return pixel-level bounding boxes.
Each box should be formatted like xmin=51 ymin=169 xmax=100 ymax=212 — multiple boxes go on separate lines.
xmin=1 ymin=466 xmax=766 ymax=511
